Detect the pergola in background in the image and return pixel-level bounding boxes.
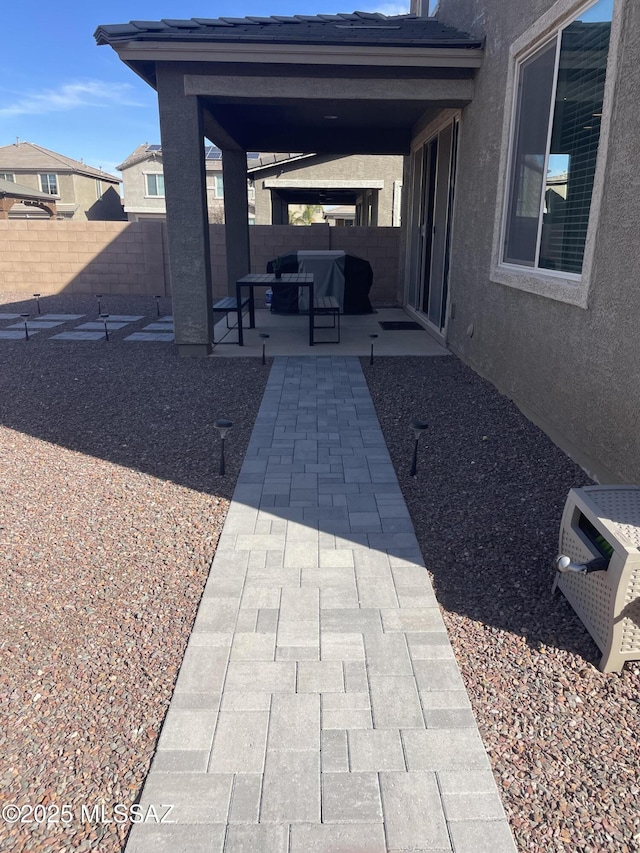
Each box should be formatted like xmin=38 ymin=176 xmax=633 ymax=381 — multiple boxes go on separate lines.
xmin=0 ymin=178 xmax=57 ymax=220
xmin=95 ymin=12 xmax=482 ymax=356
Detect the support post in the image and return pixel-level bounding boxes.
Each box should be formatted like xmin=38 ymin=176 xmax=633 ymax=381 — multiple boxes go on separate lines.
xmin=157 ymin=63 xmax=213 ymax=357
xmin=222 ymin=149 xmax=251 ymax=296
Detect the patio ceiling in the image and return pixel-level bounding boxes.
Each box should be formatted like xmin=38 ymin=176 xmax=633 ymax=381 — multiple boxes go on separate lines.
xmin=95 ymin=12 xmax=483 ymax=156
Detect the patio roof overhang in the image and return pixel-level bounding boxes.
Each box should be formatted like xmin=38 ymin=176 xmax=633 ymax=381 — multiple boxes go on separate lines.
xmin=96 ymin=14 xmax=483 ymax=155
xmin=95 ymin=13 xmax=483 ymax=355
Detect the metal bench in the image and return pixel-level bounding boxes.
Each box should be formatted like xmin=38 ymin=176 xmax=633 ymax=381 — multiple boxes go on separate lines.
xmin=313 ymin=296 xmax=340 ymax=343
xmin=212 ymin=296 xmax=250 ymax=344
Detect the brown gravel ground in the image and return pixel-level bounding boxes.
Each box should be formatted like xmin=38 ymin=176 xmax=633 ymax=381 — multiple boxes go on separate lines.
xmin=363 ymin=356 xmax=640 ymax=853
xmin=0 ymin=294 xmax=269 ymax=852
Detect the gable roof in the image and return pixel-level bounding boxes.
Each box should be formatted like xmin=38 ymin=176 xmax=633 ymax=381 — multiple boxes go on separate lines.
xmin=95 ymin=11 xmax=482 ymax=50
xmin=0 ymin=142 xmax=120 ymax=183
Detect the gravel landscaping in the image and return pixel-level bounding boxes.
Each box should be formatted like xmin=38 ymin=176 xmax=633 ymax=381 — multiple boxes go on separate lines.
xmin=363 ymin=356 xmax=640 ymax=853
xmin=1 ymin=292 xmax=638 ymax=853
xmin=0 ymin=294 xmax=268 ymax=853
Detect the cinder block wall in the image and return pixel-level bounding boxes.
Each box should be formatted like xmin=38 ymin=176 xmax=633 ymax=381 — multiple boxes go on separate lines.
xmin=0 ymin=220 xmax=169 ymax=296
xmin=246 ymin=225 xmax=400 ymax=306
xmin=0 ymin=221 xmax=400 ymax=306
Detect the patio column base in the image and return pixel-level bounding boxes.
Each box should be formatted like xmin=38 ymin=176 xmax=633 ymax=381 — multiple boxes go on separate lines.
xmin=177 ymin=342 xmax=213 ymax=358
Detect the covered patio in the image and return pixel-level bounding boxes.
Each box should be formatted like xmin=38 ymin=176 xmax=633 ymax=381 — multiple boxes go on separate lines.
xmin=95 ymin=11 xmax=482 ymax=356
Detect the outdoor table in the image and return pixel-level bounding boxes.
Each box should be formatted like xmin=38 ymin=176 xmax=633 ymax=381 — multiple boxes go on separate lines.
xmin=235 ymin=272 xmax=315 ymax=347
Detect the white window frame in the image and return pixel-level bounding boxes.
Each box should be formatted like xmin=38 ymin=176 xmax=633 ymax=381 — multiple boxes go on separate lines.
xmin=144 ymin=172 xmax=165 ymax=198
xmin=39 ymin=173 xmax=58 ymax=195
xmin=490 ymin=0 xmax=622 ymax=308
xmin=0 ymin=173 xmax=14 ymax=182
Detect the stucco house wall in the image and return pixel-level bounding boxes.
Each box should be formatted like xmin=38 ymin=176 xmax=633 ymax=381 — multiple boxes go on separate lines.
xmin=119 ymin=147 xmax=239 ymax=224
xmin=251 ymin=154 xmax=403 ymax=226
xmin=430 ymin=0 xmax=639 ymax=482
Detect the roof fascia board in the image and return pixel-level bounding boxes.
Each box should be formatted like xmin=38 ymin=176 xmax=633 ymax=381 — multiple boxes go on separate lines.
xmin=263 ymin=178 xmax=384 ymax=189
xmin=114 ymin=41 xmax=483 ymax=69
xmin=186 ymin=74 xmax=475 ymax=103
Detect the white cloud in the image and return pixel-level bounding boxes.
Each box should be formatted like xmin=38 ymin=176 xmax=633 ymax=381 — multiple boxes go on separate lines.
xmin=0 ymin=81 xmax=143 ymax=118
xmin=369 ymin=1 xmax=411 ymax=15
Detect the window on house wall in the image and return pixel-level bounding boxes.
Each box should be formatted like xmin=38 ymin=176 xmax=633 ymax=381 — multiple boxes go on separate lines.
xmin=0 ymin=173 xmax=14 ymax=182
xmin=145 ymin=173 xmax=165 ymax=197
xmin=39 ymin=174 xmax=58 ymax=195
xmin=206 ymin=174 xmax=224 ymax=198
xmin=502 ymin=0 xmax=613 ymax=276
xmin=248 ymin=184 xmax=256 ymax=202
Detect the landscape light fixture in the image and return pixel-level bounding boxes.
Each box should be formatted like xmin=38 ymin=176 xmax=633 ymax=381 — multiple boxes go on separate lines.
xmin=259 ymin=333 xmax=270 ymax=365
xmin=33 ymin=293 xmax=41 ymax=314
xmin=409 ymin=418 xmax=428 ymax=477
xmin=100 ymin=313 xmax=110 ymax=342
xmin=96 ymin=294 xmax=104 ymax=316
xmin=369 ymin=334 xmax=378 ymax=366
xmin=155 ymin=295 xmax=161 ymax=317
xmin=214 ymin=418 xmax=233 ymax=475
xmin=20 ymin=313 xmax=30 ymax=341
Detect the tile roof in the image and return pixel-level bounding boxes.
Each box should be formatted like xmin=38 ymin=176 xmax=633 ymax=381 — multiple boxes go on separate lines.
xmin=95 ymin=11 xmax=481 ymax=49
xmin=0 ymin=142 xmax=120 ymax=182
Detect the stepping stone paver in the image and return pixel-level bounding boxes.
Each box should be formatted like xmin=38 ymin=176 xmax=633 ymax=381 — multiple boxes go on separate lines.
xmin=38 ymin=314 xmax=85 ymax=320
xmin=6 ymin=320 xmax=64 ymax=329
xmin=76 ymin=321 xmax=130 ymax=330
xmin=125 ymin=332 xmax=175 ymax=342
xmin=51 ymin=331 xmax=106 ymax=341
xmin=126 ymin=356 xmax=516 ymax=853
xmin=0 ymin=330 xmax=38 ymax=340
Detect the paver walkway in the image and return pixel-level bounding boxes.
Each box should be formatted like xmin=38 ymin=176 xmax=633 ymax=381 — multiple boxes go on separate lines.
xmin=126 ymin=356 xmax=516 ymax=853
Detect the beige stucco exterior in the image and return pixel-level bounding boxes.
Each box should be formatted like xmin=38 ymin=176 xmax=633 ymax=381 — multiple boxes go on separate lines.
xmin=415 ymin=0 xmax=639 ymax=482
xmin=118 ymin=148 xmax=242 ymax=224
xmin=250 ymin=154 xmax=403 ymax=226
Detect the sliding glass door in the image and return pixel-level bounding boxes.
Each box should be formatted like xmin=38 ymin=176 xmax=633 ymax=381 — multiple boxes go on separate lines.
xmin=407 ymin=118 xmax=459 ymax=334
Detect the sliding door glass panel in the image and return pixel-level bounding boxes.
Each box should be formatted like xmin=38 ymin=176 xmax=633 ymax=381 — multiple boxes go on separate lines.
xmin=428 ymin=124 xmax=452 ymax=328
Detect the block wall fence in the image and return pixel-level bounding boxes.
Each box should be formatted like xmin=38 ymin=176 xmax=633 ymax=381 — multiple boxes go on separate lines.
xmin=0 ymin=221 xmax=401 ymax=306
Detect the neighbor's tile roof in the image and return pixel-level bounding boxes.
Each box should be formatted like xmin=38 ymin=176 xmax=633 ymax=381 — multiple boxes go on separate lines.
xmin=95 ymin=11 xmax=481 ymax=49
xmin=0 ymin=142 xmax=120 ymax=182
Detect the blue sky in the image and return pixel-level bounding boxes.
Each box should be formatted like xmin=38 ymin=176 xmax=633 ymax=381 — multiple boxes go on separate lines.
xmin=0 ymin=0 xmax=409 ymax=177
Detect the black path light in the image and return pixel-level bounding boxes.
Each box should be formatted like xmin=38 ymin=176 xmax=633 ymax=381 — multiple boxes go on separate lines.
xmin=155 ymin=295 xmax=161 ymax=317
xmin=369 ymin=333 xmax=378 ymax=365
xmin=33 ymin=293 xmax=41 ymax=314
xmin=214 ymin=418 xmax=233 ymax=475
xmin=409 ymin=418 xmax=428 ymax=477
xmin=96 ymin=294 xmax=104 ymax=316
xmin=20 ymin=313 xmax=30 ymax=341
xmin=259 ymin=333 xmax=270 ymax=365
xmin=100 ymin=313 xmax=110 ymax=342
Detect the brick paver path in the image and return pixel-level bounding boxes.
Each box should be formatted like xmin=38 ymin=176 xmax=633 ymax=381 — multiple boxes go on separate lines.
xmin=126 ymin=356 xmax=516 ymax=853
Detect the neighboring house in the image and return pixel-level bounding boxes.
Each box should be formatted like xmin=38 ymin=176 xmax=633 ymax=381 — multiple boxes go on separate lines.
xmin=0 ymin=141 xmax=123 ymax=220
xmin=117 ymin=144 xmax=258 ymax=223
xmin=323 ymin=205 xmax=357 ymax=227
xmin=97 ymin=0 xmax=640 ymax=482
xmin=248 ymin=153 xmax=403 ymax=225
